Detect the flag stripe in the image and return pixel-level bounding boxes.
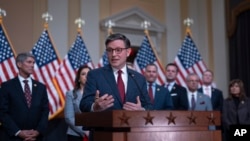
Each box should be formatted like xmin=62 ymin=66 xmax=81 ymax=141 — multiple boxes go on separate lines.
xmin=174 ymin=34 xmax=207 ymax=87
xmin=0 ymin=22 xmax=18 ymax=84
xmin=134 ymin=35 xmax=165 ymax=85
xmin=31 ymin=30 xmax=63 ymax=119
xmin=53 ymin=32 xmax=94 ymax=111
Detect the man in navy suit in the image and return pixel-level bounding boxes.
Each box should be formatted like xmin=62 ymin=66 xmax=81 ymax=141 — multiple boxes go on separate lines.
xmin=80 ymin=33 xmax=152 ymax=112
xmin=164 ymin=63 xmax=188 ymax=110
xmin=198 ymin=70 xmax=224 ymax=111
xmin=144 ymin=63 xmax=173 ymax=110
xmin=0 ymin=52 xmax=49 ymax=141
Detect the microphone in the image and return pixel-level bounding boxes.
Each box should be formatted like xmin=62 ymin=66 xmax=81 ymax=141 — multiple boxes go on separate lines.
xmin=128 ymin=72 xmax=151 ymax=110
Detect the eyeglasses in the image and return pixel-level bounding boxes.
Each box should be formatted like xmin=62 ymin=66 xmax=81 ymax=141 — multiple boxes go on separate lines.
xmin=106 ymin=48 xmax=127 ymax=54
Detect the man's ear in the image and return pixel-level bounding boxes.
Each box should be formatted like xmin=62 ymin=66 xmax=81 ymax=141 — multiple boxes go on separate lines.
xmin=126 ymin=48 xmax=131 ymax=57
xmin=16 ymin=62 xmax=22 ymax=69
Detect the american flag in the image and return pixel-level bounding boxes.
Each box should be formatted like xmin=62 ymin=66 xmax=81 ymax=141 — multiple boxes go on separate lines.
xmin=97 ymin=51 xmax=109 ymax=68
xmin=134 ymin=35 xmax=165 ymax=85
xmin=53 ymin=32 xmax=95 ymax=98
xmin=0 ymin=21 xmax=18 ymax=84
xmin=31 ymin=30 xmax=62 ymax=119
xmin=174 ymin=34 xmax=207 ymax=87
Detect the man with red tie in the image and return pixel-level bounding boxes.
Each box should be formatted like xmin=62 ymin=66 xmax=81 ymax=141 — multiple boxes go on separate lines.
xmin=144 ymin=63 xmax=173 ymax=110
xmin=0 ymin=52 xmax=49 ymax=141
xmin=80 ymin=33 xmax=152 ymax=112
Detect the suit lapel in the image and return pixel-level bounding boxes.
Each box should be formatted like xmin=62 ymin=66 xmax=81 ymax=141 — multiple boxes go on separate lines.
xmin=126 ymin=69 xmax=140 ymax=102
xmin=211 ymin=87 xmax=216 ymax=100
xmin=103 ymin=66 xmax=123 ymax=105
xmin=30 ymin=79 xmax=39 ymax=108
xmin=170 ymin=83 xmax=177 ymax=94
xmin=153 ymin=85 xmax=161 ymax=107
xmin=14 ymin=77 xmax=29 ymax=107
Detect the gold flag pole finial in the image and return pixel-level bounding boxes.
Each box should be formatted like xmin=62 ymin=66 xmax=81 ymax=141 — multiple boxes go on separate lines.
xmin=0 ymin=8 xmax=7 ymax=23
xmin=105 ymin=20 xmax=115 ymax=35
xmin=75 ymin=18 xmax=85 ymax=33
xmin=42 ymin=12 xmax=53 ymax=29
xmin=141 ymin=20 xmax=151 ymax=35
xmin=183 ymin=18 xmax=193 ymax=35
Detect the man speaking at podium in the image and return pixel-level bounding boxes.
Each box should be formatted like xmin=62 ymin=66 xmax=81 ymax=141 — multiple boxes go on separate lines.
xmin=80 ymin=33 xmax=152 ymax=112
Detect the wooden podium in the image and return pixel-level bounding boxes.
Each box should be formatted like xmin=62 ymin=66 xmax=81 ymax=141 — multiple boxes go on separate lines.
xmin=75 ymin=110 xmax=221 ymax=141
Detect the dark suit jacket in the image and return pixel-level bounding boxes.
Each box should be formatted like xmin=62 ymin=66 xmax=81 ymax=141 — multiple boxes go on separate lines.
xmin=153 ymin=84 xmax=173 ymax=110
xmin=222 ymin=97 xmax=250 ymax=141
xmin=168 ymin=83 xmax=188 ymax=110
xmin=223 ymin=97 xmax=250 ymax=128
xmin=80 ymin=65 xmax=152 ymax=112
xmin=0 ymin=77 xmax=49 ymax=141
xmin=198 ymin=87 xmax=224 ymax=111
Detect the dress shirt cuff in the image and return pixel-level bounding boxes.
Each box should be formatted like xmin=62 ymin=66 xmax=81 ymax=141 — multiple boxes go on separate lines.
xmin=91 ymin=103 xmax=94 ymax=112
xmin=15 ymin=130 xmax=21 ymax=136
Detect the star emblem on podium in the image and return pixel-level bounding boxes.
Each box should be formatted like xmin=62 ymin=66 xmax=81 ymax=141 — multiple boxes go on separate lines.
xmin=119 ymin=112 xmax=130 ymax=126
xmin=187 ymin=112 xmax=197 ymax=125
xmin=207 ymin=113 xmax=216 ymax=125
xmin=143 ymin=111 xmax=154 ymax=125
xmin=166 ymin=112 xmax=176 ymax=125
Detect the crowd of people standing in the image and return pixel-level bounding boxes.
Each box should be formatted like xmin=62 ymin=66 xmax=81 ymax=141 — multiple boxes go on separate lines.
xmin=0 ymin=33 xmax=249 ymax=141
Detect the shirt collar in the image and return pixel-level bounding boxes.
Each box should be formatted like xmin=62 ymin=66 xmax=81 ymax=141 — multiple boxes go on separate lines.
xmin=112 ymin=65 xmax=127 ymax=74
xmin=202 ymin=85 xmax=212 ymax=89
xmin=188 ymin=90 xmax=197 ymax=95
xmin=147 ymin=82 xmax=156 ymax=87
xmin=18 ymin=75 xmax=32 ymax=83
xmin=166 ymin=81 xmax=175 ymax=86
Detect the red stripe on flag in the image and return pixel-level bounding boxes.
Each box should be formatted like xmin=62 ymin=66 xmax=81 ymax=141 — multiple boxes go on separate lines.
xmin=32 ymin=71 xmax=55 ymax=115
xmin=8 ymin=59 xmax=17 ymax=77
xmin=2 ymin=62 xmax=10 ymax=81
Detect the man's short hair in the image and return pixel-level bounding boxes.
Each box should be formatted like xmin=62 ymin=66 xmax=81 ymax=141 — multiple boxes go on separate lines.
xmin=105 ymin=33 xmax=131 ymax=48
xmin=165 ymin=63 xmax=178 ymax=72
xmin=16 ymin=52 xmax=35 ymax=68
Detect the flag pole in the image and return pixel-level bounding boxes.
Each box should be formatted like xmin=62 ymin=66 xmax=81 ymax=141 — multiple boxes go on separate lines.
xmin=41 ymin=12 xmax=61 ymax=62
xmin=183 ymin=17 xmax=194 ymax=36
xmin=0 ymin=8 xmax=17 ymax=57
xmin=41 ymin=12 xmax=64 ymax=119
xmin=74 ymin=18 xmax=95 ymax=69
xmin=105 ymin=20 xmax=115 ymax=35
xmin=141 ymin=21 xmax=165 ymax=71
xmin=75 ymin=17 xmax=85 ymax=36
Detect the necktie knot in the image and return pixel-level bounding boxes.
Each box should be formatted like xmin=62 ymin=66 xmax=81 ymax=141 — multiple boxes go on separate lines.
xmin=118 ymin=70 xmax=122 ymax=75
xmin=149 ymin=83 xmax=152 ymax=87
xmin=23 ymin=80 xmax=28 ymax=84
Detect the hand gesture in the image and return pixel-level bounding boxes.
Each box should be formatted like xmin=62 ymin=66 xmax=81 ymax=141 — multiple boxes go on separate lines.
xmin=93 ymin=90 xmax=114 ymax=111
xmin=123 ymin=96 xmax=145 ymax=111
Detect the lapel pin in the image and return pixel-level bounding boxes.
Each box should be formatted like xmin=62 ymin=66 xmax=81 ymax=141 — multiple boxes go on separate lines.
xmin=157 ymin=88 xmax=160 ymax=91
xmin=34 ymin=84 xmax=37 ymax=87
